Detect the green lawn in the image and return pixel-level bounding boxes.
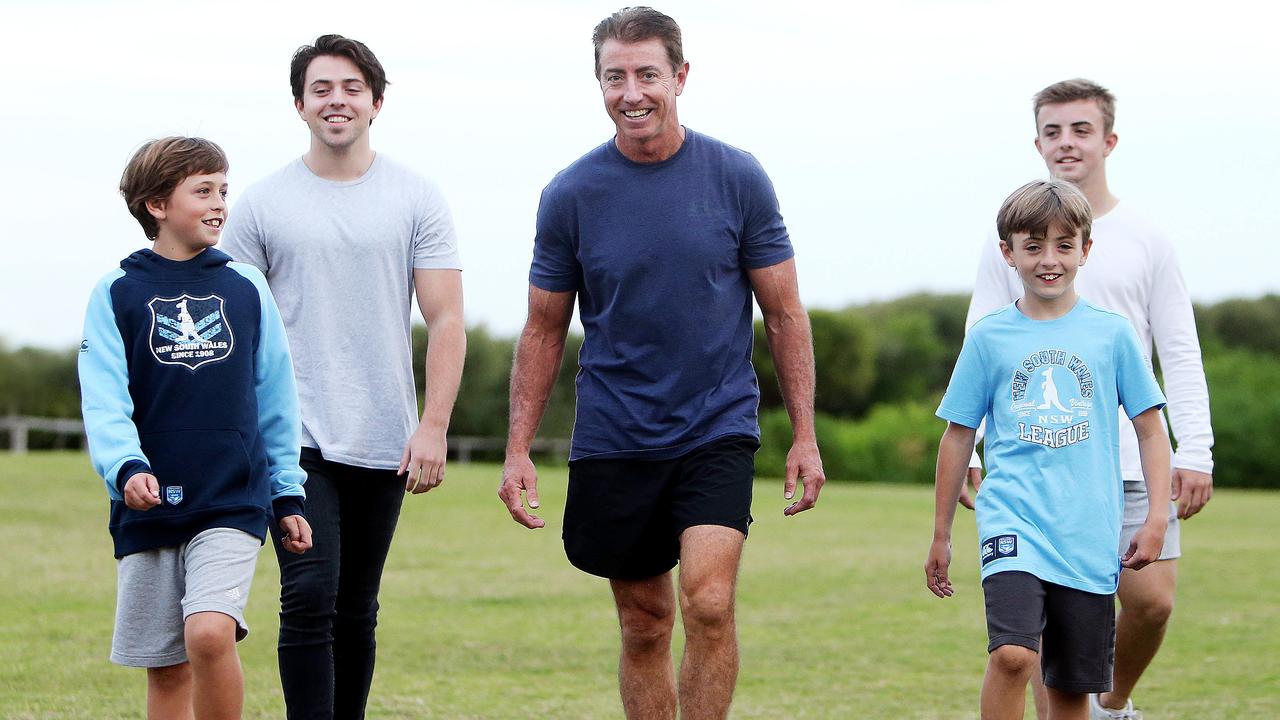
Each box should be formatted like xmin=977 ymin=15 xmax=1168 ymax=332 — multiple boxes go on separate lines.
xmin=0 ymin=453 xmax=1275 ymax=718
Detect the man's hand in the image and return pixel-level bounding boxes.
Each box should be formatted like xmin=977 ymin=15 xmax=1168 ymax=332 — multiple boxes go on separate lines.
xmin=498 ymin=453 xmax=545 ymax=529
xmin=925 ymin=538 xmax=954 ymax=597
xmin=123 ymin=472 xmax=161 ymax=511
xmin=279 ymin=515 xmax=313 ymax=554
xmin=1172 ymin=468 xmax=1213 ymax=519
xmin=783 ymin=441 xmax=826 ymax=516
xmin=957 ymin=466 xmax=983 ymax=510
xmin=1121 ymin=522 xmax=1167 ymax=571
xmin=399 ymin=425 xmax=447 ymax=495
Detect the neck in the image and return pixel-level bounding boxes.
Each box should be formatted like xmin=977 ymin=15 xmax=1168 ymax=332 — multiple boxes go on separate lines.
xmin=1017 ymin=288 xmax=1078 ymax=321
xmin=151 ymin=236 xmax=205 ymax=262
xmin=1075 ymin=169 xmax=1119 ymax=219
xmin=303 ymin=138 xmax=376 ymax=181
xmin=616 ymin=126 xmax=686 ymax=164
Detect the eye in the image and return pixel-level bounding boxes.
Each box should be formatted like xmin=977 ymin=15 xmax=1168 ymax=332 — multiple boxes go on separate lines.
xmin=220 ymin=189 xmax=229 ymax=199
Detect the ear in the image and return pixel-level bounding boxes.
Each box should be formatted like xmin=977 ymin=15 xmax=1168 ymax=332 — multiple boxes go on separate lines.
xmin=295 ymin=97 xmax=306 ymax=120
xmin=674 ymin=61 xmax=689 ymax=96
xmin=1000 ymin=240 xmax=1015 ymax=268
xmin=1103 ymin=131 xmax=1118 ymax=157
xmin=1080 ymin=237 xmax=1094 ymax=263
xmin=370 ymin=95 xmax=383 ymax=120
xmin=1034 ymin=136 xmax=1042 ymax=155
xmin=145 ymin=197 xmax=167 ymax=222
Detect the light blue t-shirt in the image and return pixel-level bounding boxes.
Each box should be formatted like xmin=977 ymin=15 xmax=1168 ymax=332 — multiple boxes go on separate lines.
xmin=937 ymin=300 xmax=1166 ymax=594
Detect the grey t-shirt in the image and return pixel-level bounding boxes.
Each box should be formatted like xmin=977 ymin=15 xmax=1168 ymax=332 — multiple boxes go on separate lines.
xmin=220 ymin=155 xmax=461 ymax=469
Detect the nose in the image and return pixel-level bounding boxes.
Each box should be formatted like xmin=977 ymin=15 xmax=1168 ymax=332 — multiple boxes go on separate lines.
xmin=621 ymin=76 xmax=643 ymax=104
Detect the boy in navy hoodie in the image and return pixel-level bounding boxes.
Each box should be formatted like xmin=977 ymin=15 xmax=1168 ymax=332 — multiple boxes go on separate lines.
xmin=79 ymin=136 xmax=312 ymax=719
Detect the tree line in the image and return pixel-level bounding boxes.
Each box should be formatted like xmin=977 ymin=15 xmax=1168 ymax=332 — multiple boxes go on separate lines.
xmin=4 ymin=294 xmax=1276 ymax=487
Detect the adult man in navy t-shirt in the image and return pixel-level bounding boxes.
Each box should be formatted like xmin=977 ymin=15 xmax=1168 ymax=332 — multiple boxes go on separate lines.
xmin=498 ymin=7 xmax=826 ymax=719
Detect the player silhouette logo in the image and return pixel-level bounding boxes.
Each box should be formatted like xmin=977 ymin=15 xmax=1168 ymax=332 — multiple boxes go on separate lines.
xmin=174 ymin=299 xmax=201 ymax=343
xmin=1037 ymin=367 xmax=1072 ymax=413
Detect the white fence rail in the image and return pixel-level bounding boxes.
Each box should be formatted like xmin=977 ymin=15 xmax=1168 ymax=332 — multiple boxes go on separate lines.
xmin=0 ymin=416 xmax=568 ymax=461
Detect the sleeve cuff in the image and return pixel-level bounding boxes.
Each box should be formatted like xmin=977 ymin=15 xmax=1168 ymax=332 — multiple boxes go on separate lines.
xmin=272 ymin=495 xmax=306 ymax=523
xmin=115 ymin=460 xmax=152 ymax=494
xmin=1173 ymin=452 xmax=1214 ymax=475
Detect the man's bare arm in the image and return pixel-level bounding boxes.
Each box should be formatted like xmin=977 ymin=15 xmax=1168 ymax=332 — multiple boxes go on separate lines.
xmin=399 ymin=268 xmax=465 ymax=494
xmin=498 ymin=285 xmax=575 ymax=529
xmin=748 ymin=258 xmax=826 ymax=516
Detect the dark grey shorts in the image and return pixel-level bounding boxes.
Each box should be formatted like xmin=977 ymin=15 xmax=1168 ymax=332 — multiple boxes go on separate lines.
xmin=982 ymin=570 xmax=1116 ymax=694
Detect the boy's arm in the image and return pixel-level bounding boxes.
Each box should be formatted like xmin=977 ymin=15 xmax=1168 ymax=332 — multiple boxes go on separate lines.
xmin=1148 ymin=246 xmax=1214 ymax=518
xmin=927 ymin=422 xmax=978 ymax=597
xmin=234 ymin=265 xmax=306 ymax=522
xmin=78 ymin=273 xmax=150 ymax=500
xmin=1123 ymin=407 xmax=1173 ymax=570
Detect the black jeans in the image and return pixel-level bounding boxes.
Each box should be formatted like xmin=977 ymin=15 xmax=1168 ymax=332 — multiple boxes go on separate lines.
xmin=272 ymin=448 xmax=405 ymax=720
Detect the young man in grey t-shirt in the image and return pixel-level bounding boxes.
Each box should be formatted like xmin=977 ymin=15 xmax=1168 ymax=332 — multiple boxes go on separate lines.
xmin=220 ymin=35 xmax=465 ymax=719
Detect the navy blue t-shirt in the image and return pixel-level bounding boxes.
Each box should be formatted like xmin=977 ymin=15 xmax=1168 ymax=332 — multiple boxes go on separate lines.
xmin=530 ymin=129 xmax=794 ymax=460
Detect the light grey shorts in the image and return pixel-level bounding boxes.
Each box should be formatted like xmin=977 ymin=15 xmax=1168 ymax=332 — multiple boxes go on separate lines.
xmin=111 ymin=527 xmax=261 ymax=667
xmin=1119 ymin=481 xmax=1181 ymax=562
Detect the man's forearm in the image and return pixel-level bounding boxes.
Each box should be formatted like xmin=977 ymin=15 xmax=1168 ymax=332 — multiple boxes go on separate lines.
xmin=420 ymin=315 xmax=466 ymax=430
xmin=507 ymin=325 xmax=565 ymax=454
xmin=764 ymin=305 xmax=816 ymax=441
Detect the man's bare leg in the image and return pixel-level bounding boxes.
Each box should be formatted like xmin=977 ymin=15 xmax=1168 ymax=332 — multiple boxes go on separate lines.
xmin=1099 ymin=560 xmax=1177 ymax=710
xmin=981 ymin=644 xmax=1037 ymax=720
xmin=677 ymin=525 xmax=745 ymax=720
xmin=611 ymin=573 xmax=677 ymax=720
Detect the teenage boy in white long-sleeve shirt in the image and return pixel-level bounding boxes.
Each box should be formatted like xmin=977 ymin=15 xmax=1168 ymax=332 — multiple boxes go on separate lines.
xmin=961 ymin=79 xmax=1214 ymax=720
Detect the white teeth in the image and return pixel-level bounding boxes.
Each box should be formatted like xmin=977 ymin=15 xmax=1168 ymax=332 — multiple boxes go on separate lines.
xmin=325 ymin=116 xmax=350 ymax=123
xmin=203 ymin=219 xmax=223 ymax=228
xmin=623 ymin=109 xmax=650 ymax=118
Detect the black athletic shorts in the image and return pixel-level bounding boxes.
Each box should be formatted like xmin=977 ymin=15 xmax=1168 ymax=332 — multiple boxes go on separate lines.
xmin=982 ymin=571 xmax=1116 ymax=693
xmin=563 ymin=435 xmax=758 ymax=580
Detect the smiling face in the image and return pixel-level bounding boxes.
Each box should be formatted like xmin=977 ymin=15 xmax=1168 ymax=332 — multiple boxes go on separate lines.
xmin=1001 ymin=221 xmax=1092 ymax=317
xmin=296 ymin=54 xmax=382 ymax=153
xmin=598 ymin=37 xmax=687 ymax=163
xmin=148 ymin=172 xmax=228 ymax=260
xmin=1034 ymin=99 xmax=1117 ymax=188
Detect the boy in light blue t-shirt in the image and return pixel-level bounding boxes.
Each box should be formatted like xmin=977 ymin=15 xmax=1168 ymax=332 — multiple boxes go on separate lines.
xmin=925 ymin=180 xmax=1172 ymax=720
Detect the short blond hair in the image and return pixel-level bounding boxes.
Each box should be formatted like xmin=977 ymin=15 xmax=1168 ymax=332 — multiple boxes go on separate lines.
xmin=1033 ymin=78 xmax=1116 ymax=135
xmin=997 ymin=179 xmax=1092 ymax=246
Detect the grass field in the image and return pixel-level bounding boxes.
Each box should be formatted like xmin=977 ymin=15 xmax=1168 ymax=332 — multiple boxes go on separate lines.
xmin=0 ymin=453 xmax=1276 ymax=719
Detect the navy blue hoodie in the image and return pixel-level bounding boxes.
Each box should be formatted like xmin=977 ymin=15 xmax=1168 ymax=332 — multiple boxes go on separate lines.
xmin=79 ymin=248 xmax=306 ymax=558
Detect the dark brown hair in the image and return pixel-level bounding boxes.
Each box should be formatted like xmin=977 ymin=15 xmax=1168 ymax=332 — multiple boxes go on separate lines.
xmin=592 ymin=7 xmax=684 ymax=77
xmin=996 ymin=179 xmax=1093 ymax=246
xmin=290 ymin=34 xmax=388 ymax=103
xmin=1033 ymin=78 xmax=1116 ymax=135
xmin=119 ymin=137 xmax=228 ymax=240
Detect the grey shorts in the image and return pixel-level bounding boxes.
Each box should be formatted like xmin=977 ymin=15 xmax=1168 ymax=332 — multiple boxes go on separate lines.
xmin=1119 ymin=481 xmax=1181 ymax=561
xmin=111 ymin=527 xmax=261 ymax=667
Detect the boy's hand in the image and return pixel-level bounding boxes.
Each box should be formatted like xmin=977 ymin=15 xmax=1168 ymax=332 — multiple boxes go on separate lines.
xmin=1172 ymin=468 xmax=1213 ymax=519
xmin=123 ymin=473 xmax=162 ymax=511
xmin=279 ymin=515 xmax=313 ymax=554
xmin=925 ymin=538 xmax=954 ymax=598
xmin=1121 ymin=522 xmax=1167 ymax=570
xmin=957 ymin=467 xmax=983 ymax=510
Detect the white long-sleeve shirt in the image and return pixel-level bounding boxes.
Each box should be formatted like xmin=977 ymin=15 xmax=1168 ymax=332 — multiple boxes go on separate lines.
xmin=966 ymin=202 xmax=1214 ymax=481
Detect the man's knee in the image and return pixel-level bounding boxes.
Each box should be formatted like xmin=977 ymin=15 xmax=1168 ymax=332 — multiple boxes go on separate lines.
xmin=615 ymin=583 xmax=676 ymax=655
xmin=988 ymin=644 xmax=1038 ymax=679
xmin=679 ymin=581 xmax=736 ymax=638
xmin=1120 ymin=562 xmax=1177 ymax=629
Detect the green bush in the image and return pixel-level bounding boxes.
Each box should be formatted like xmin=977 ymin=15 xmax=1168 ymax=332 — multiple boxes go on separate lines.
xmin=1204 ymin=349 xmax=1280 ymax=488
xmin=758 ymin=402 xmax=943 ymax=484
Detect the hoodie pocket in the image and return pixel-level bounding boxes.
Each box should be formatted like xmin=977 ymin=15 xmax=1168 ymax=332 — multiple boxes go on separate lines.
xmin=139 ymin=429 xmax=251 ymax=514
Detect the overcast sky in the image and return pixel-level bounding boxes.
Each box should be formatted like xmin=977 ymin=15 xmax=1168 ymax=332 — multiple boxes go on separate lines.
xmin=3 ymin=0 xmax=1276 ymax=349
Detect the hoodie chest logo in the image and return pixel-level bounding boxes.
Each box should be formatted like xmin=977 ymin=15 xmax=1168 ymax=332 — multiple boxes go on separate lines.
xmin=147 ymin=294 xmax=234 ymax=370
